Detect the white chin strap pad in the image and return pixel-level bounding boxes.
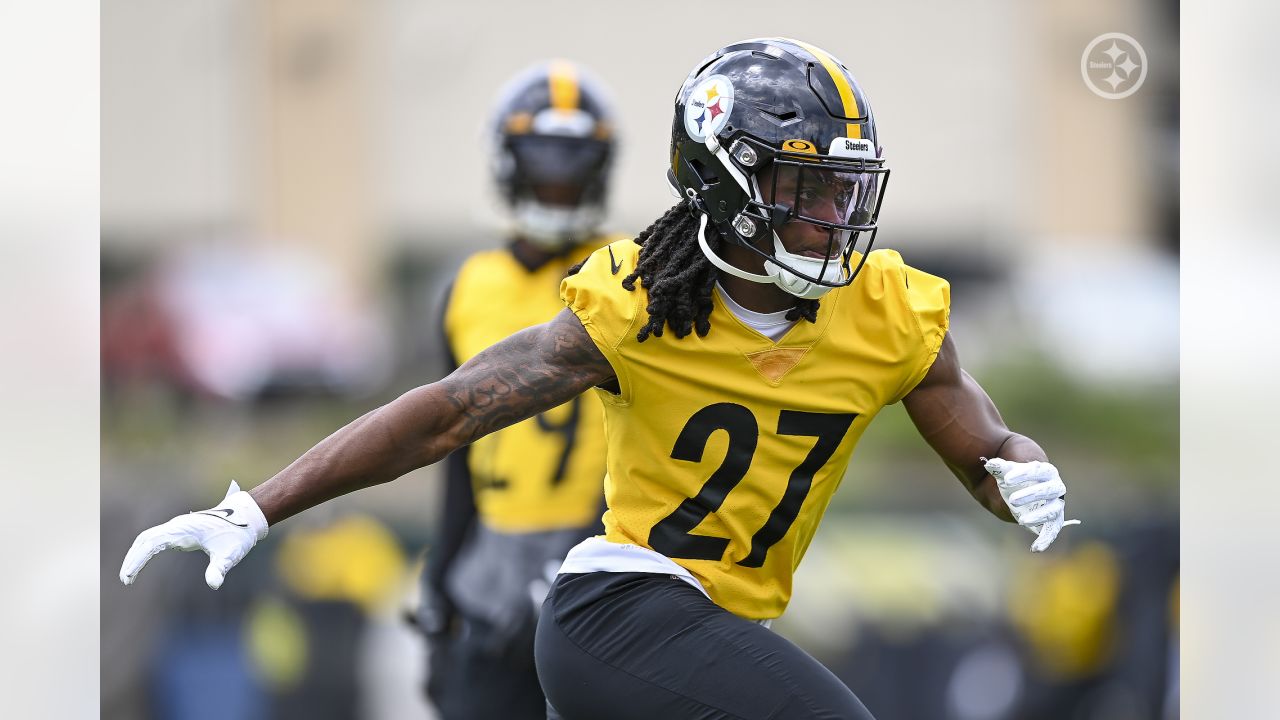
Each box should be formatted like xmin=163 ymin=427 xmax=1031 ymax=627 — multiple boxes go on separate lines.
xmin=766 ymin=236 xmax=846 ymax=300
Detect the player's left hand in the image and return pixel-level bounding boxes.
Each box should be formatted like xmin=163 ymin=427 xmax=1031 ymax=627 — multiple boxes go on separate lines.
xmin=983 ymin=458 xmax=1081 ymax=553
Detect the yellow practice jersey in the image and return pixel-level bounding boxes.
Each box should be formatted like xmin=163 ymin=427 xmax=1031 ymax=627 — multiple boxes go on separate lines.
xmin=444 ymin=238 xmax=622 ymax=532
xmin=561 ymin=239 xmax=950 ymax=619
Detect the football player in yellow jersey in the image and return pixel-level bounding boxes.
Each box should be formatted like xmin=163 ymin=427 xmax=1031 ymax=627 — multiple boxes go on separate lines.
xmin=121 ymin=39 xmax=1079 ymax=719
xmin=416 ymin=61 xmax=621 ymax=719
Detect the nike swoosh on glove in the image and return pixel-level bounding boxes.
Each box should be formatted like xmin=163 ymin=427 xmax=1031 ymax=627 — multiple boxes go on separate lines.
xmin=983 ymin=458 xmax=1081 ymax=553
xmin=119 ymin=481 xmax=269 ymax=589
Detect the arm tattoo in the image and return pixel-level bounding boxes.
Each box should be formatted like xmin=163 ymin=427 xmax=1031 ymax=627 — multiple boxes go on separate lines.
xmin=246 ymin=309 xmax=614 ymax=525
xmin=439 ymin=308 xmax=615 ymax=446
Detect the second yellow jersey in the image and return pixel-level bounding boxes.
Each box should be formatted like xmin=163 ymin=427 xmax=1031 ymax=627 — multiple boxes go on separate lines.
xmin=445 ymin=239 xmax=620 ymax=532
xmin=561 ymin=239 xmax=949 ymax=619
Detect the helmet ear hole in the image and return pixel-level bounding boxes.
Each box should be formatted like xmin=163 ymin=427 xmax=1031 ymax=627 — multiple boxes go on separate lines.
xmin=686 ymin=157 xmax=720 ymax=190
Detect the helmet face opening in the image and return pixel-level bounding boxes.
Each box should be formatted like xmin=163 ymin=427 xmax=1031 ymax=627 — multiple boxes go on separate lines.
xmin=733 ymin=144 xmax=889 ymax=288
xmin=506 ymin=134 xmax=611 ymax=207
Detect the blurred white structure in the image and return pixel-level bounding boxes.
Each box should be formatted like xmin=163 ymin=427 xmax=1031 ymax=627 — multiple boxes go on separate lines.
xmin=1016 ymin=245 xmax=1178 ymax=385
xmin=102 ymin=0 xmax=1174 ymax=256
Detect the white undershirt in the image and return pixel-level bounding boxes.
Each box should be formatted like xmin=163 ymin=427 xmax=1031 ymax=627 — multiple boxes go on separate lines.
xmin=559 ymin=536 xmax=709 ymax=599
xmin=715 ymin=282 xmax=797 ymax=342
xmin=557 ymin=537 xmax=773 ymax=625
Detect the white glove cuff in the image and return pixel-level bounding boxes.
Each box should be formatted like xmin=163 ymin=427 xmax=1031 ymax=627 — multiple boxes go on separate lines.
xmin=222 ymin=488 xmax=270 ymax=542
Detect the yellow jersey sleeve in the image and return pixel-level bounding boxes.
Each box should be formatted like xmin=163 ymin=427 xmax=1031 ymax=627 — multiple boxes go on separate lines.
xmin=884 ymin=256 xmax=951 ymax=403
xmin=559 ymin=239 xmax=643 ymax=402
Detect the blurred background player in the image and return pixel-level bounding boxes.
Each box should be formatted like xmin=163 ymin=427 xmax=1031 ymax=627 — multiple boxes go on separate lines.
xmin=412 ymin=60 xmax=624 ymax=720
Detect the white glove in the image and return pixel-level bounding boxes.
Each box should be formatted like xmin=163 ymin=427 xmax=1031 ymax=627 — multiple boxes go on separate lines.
xmin=119 ymin=481 xmax=269 ymax=589
xmin=983 ymin=458 xmax=1080 ymax=553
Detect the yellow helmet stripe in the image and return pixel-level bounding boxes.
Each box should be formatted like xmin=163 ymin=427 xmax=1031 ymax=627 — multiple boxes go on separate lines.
xmin=791 ymin=40 xmax=861 ymax=140
xmin=548 ymin=60 xmax=580 ymax=111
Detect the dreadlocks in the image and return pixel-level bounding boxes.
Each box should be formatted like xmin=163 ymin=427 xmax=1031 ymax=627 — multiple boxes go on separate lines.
xmin=579 ymin=201 xmax=819 ymax=342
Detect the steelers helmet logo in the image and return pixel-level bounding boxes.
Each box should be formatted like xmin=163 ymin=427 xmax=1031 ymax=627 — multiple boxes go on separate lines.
xmin=684 ymin=74 xmax=735 ymax=142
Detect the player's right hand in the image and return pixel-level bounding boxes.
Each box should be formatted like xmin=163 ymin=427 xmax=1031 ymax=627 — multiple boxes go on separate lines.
xmin=119 ymin=481 xmax=269 ymax=590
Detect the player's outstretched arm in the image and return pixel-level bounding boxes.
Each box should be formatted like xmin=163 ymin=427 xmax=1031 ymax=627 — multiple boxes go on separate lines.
xmin=120 ymin=308 xmax=615 ymax=588
xmin=902 ymin=333 xmax=1078 ymax=551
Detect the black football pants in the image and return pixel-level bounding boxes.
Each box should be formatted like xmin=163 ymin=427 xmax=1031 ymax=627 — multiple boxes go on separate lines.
xmin=535 ymin=572 xmax=877 ymax=720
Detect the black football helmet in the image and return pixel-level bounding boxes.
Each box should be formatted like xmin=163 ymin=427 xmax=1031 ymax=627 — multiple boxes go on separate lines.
xmin=669 ymin=38 xmax=889 ymax=299
xmin=491 ymin=60 xmax=616 ymax=249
